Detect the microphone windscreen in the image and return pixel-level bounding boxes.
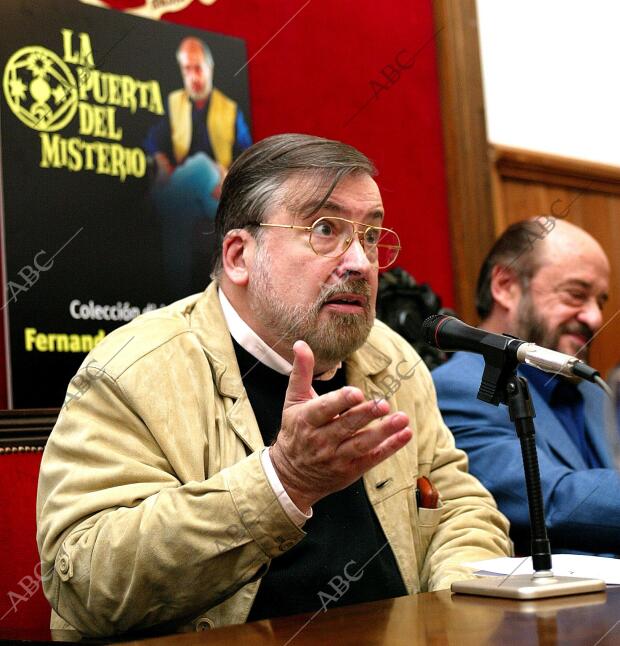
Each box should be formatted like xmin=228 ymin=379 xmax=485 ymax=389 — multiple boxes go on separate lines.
xmin=422 ymin=314 xmax=446 ymax=346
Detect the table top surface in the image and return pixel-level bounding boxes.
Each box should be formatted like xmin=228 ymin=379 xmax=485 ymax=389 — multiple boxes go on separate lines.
xmin=120 ymin=587 xmax=620 ymax=646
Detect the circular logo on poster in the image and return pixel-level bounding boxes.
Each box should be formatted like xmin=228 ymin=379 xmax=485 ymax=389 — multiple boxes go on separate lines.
xmin=2 ymin=46 xmax=78 ymax=132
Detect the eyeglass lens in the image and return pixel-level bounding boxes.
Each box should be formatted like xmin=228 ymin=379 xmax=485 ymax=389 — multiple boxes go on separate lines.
xmin=309 ymin=217 xmax=400 ymax=268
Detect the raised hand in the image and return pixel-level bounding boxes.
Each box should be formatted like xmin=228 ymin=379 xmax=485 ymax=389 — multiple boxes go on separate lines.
xmin=269 ymin=340 xmax=412 ymax=513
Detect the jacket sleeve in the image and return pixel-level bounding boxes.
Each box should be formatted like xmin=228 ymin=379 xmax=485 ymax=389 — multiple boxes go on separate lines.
xmin=433 ymin=358 xmax=620 ymax=556
xmin=411 ymin=363 xmax=513 ymax=590
xmin=36 ymin=362 xmax=304 ymax=636
xmin=143 ymin=114 xmax=173 ymax=160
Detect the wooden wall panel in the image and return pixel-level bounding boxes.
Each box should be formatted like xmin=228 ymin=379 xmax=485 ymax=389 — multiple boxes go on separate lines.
xmin=432 ymin=0 xmax=495 ymax=323
xmin=491 ymin=145 xmax=620 ymax=377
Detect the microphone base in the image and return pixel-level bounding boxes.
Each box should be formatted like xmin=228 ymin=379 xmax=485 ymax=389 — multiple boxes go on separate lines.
xmin=451 ymin=573 xmax=605 ymax=600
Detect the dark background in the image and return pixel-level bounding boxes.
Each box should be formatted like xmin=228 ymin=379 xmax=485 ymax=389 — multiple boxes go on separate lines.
xmin=0 ymin=0 xmax=251 ymax=407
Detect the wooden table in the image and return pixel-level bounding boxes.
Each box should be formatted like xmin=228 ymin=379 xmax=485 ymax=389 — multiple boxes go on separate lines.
xmin=125 ymin=587 xmax=620 ymax=646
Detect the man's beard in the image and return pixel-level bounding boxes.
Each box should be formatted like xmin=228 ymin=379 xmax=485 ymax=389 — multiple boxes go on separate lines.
xmin=515 ymin=292 xmax=593 ymax=361
xmin=248 ymin=247 xmax=374 ymax=367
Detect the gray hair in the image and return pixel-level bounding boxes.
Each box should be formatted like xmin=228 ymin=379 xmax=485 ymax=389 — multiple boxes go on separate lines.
xmin=211 ymin=133 xmax=376 ymax=278
xmin=476 ymin=219 xmax=547 ymax=319
xmin=176 ymin=37 xmax=214 ymax=68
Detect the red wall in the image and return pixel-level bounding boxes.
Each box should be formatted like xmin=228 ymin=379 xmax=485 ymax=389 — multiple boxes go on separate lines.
xmin=166 ymin=0 xmax=454 ymax=298
xmin=0 ymin=0 xmax=453 ymax=407
xmin=0 ymin=453 xmax=51 ymax=636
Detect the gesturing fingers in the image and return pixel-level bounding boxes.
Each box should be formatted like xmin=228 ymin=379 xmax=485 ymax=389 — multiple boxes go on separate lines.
xmin=283 ymin=340 xmax=318 ymax=408
xmin=327 ymin=396 xmax=391 ymax=438
xmin=361 ymin=426 xmax=413 ymax=471
xmin=274 ymin=383 xmax=413 ymax=510
xmin=300 ymin=385 xmax=366 ymax=427
xmin=339 ymin=412 xmax=411 ymax=461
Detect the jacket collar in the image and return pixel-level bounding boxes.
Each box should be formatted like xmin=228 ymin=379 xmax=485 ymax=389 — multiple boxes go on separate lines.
xmin=189 ymin=282 xmax=245 ymax=399
xmin=348 ymin=327 xmax=394 ymax=377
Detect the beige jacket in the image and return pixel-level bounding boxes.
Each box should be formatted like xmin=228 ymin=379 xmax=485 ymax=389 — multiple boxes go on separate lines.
xmin=37 ymin=283 xmax=512 ymax=637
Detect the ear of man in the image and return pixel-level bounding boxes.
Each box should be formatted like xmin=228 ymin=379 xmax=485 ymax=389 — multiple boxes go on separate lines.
xmin=221 ymin=229 xmax=255 ymax=287
xmin=489 ymin=264 xmax=523 ymax=316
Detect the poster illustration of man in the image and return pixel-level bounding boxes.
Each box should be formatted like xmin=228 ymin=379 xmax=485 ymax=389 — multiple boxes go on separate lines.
xmin=0 ymin=0 xmax=252 ymax=408
xmin=145 ymin=36 xmax=252 ymax=297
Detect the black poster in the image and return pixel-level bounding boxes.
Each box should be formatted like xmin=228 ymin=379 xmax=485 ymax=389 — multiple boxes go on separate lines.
xmin=0 ymin=0 xmax=251 ymax=408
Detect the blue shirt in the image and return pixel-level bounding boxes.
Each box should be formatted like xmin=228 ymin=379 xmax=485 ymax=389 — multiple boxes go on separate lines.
xmin=521 ymin=365 xmax=603 ymax=469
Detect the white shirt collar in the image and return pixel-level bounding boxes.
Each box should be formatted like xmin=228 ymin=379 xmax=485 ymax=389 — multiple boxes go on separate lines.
xmin=218 ymin=288 xmax=293 ymax=375
xmin=218 ymin=288 xmax=341 ymax=380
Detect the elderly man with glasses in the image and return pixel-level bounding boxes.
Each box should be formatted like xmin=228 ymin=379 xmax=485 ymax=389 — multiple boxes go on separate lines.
xmin=37 ymin=134 xmax=511 ymax=638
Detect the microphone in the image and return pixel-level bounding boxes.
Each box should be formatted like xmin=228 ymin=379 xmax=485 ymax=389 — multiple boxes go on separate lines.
xmin=422 ymin=314 xmax=599 ymax=383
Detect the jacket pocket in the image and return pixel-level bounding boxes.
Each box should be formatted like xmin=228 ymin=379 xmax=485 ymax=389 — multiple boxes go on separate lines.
xmin=415 ymin=503 xmax=444 ymax=559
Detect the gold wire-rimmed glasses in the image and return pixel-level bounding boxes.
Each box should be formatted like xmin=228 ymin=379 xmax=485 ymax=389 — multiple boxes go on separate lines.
xmin=257 ymin=216 xmax=401 ymax=269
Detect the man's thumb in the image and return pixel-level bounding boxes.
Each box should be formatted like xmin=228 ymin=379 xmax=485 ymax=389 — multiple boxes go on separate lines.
xmin=284 ymin=340 xmax=316 ymax=406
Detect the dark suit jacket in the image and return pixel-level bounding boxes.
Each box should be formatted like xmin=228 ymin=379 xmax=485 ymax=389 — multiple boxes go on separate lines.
xmin=432 ymin=351 xmax=619 ymax=556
